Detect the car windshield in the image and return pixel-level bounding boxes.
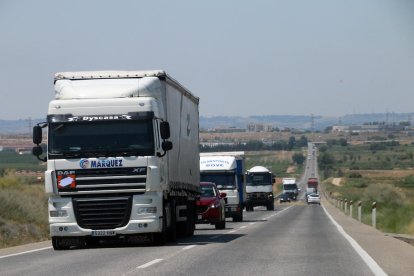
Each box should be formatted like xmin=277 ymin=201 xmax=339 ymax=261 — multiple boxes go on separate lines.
xmin=246 ymin=173 xmax=272 ymax=186
xmin=48 ymin=120 xmax=154 ymax=158
xmin=200 ymin=172 xmax=236 ymax=189
xmin=200 ymin=185 xmax=217 ymax=198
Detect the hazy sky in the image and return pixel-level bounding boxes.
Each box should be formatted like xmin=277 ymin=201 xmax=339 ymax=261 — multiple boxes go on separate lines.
xmin=0 ymin=0 xmax=413 ymax=120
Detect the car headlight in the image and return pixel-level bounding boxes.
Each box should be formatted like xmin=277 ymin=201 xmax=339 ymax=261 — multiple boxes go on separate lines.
xmin=210 ymin=203 xmax=220 ymax=208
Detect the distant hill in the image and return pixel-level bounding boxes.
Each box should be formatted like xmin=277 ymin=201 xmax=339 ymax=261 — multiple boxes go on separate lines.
xmin=0 ymin=113 xmax=413 ymax=134
xmin=200 ymin=113 xmax=414 ymax=131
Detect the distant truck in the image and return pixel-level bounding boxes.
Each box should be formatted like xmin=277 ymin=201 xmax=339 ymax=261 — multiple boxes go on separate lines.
xmin=282 ymin=178 xmax=299 ymax=200
xmin=32 ymin=70 xmax=200 ymax=249
xmin=245 ymin=166 xmax=275 ymax=211
xmin=307 ymin=177 xmax=318 ymax=195
xmin=200 ymin=152 xmax=246 ymax=222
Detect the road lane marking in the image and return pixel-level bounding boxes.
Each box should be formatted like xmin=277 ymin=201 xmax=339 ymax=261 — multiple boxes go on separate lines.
xmin=182 ymin=245 xmax=197 ymax=250
xmin=322 ymin=205 xmax=387 ymax=276
xmin=0 ymin=246 xmax=52 ymax=259
xmin=227 ymin=230 xmax=237 ymax=233
xmin=137 ymin=258 xmax=163 ymax=269
xmin=240 ymin=226 xmax=247 ymax=229
xmin=249 ymin=222 xmax=255 ymax=225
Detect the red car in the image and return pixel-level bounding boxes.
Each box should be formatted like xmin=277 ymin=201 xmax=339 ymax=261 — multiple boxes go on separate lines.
xmin=197 ymin=182 xmax=226 ymax=229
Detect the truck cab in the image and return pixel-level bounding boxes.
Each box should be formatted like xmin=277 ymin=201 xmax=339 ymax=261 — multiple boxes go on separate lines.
xmin=245 ymin=166 xmax=275 ymax=211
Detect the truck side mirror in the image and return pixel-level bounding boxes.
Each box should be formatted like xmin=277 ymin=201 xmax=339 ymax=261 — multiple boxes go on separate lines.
xmin=160 ymin=121 xmax=170 ymax=139
xmin=33 ymin=125 xmax=43 ymax=144
xmin=162 ymin=141 xmax=173 ymax=151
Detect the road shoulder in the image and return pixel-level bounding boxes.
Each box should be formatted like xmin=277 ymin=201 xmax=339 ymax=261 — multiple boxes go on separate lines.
xmin=322 ymin=197 xmax=414 ymax=276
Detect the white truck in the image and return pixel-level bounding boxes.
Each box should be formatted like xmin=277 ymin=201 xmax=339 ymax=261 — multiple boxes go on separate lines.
xmin=282 ymin=178 xmax=299 ymax=200
xmin=245 ymin=166 xmax=275 ymax=211
xmin=32 ymin=70 xmax=200 ymax=249
xmin=199 ymin=152 xmax=246 ymax=222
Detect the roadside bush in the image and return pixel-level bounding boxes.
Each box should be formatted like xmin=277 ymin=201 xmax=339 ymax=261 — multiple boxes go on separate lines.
xmin=348 ymin=172 xmax=362 ymax=178
xmin=397 ymin=175 xmax=414 ymax=188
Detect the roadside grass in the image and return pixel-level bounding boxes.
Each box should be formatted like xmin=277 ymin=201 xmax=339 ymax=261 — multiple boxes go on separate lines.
xmin=0 ymin=172 xmax=49 ymax=248
xmin=323 ymin=170 xmax=414 ymax=235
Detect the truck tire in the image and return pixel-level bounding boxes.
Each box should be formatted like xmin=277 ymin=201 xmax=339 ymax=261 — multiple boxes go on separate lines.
xmin=177 ymin=199 xmax=196 ymax=237
xmin=267 ymin=202 xmax=275 ymax=211
xmin=167 ymin=200 xmax=177 ymax=242
xmin=232 ymin=209 xmax=243 ymax=222
xmin=153 ymin=207 xmax=168 ymax=245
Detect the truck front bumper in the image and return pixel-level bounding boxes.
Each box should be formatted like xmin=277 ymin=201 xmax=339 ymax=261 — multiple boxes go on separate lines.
xmin=50 ymin=218 xmax=162 ymax=237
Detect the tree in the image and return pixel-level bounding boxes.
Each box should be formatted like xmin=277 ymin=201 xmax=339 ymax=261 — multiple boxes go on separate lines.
xmin=287 ymin=136 xmax=296 ymax=150
xmin=292 ymin=152 xmax=305 ymax=165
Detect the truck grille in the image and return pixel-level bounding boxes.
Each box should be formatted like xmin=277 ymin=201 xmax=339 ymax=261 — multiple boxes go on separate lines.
xmin=56 ymin=167 xmax=147 ymax=195
xmin=73 ymin=196 xmax=132 ymax=230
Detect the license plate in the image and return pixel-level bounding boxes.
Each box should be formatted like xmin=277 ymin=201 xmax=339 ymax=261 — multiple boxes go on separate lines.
xmin=198 ymin=215 xmax=202 ymax=220
xmin=91 ymin=230 xmax=116 ymax=237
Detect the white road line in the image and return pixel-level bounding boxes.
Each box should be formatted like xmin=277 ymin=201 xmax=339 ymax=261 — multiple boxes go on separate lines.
xmin=249 ymin=222 xmax=255 ymax=225
xmin=137 ymin=258 xmax=163 ymax=269
xmin=182 ymin=245 xmax=197 ymax=250
xmin=322 ymin=205 xmax=387 ymax=276
xmin=227 ymin=230 xmax=237 ymax=233
xmin=0 ymin=247 xmax=52 ymax=259
xmin=240 ymin=226 xmax=247 ymax=229
xmin=210 ymin=235 xmax=220 ymax=239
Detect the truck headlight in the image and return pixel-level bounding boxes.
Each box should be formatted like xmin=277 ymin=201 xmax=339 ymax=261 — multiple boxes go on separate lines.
xmin=50 ymin=210 xmax=68 ymax=217
xmin=137 ymin=207 xmax=157 ymax=214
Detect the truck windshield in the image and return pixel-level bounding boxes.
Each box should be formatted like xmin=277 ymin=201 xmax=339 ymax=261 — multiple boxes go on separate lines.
xmin=200 ymin=172 xmax=236 ymax=190
xmin=283 ymin=184 xmax=297 ymax=190
xmin=48 ymin=120 xmax=154 ymax=158
xmin=246 ymin=173 xmax=272 ymax=186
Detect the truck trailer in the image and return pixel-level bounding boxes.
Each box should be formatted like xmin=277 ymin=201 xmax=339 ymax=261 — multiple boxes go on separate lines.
xmin=245 ymin=166 xmax=275 ymax=211
xmin=199 ymin=152 xmax=246 ymax=222
xmin=32 ymin=70 xmax=200 ymax=249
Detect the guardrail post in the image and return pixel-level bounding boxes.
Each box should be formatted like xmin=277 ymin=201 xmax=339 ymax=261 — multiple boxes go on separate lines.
xmin=372 ymin=201 xmax=377 ymax=228
xmin=349 ymin=200 xmax=353 ymax=218
xmin=345 ymin=199 xmax=348 ymax=214
xmin=358 ymin=201 xmax=362 ymax=222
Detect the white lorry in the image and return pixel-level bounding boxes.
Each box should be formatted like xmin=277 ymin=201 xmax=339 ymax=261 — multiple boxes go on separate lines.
xmin=282 ymin=178 xmax=299 ymax=200
xmin=199 ymin=152 xmax=246 ymax=222
xmin=32 ymin=70 xmax=200 ymax=249
xmin=245 ymin=166 xmax=275 ymax=211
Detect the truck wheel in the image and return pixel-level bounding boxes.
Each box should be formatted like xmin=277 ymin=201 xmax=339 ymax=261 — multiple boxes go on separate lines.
xmin=153 ymin=213 xmax=168 ymax=245
xmin=232 ymin=209 xmax=243 ymax=222
xmin=168 ymin=200 xmax=177 ymax=242
xmin=153 ymin=201 xmax=169 ymax=245
xmin=176 ymin=199 xmax=195 ymax=237
xmin=215 ymin=220 xmax=226 ymax=229
xmin=267 ymin=202 xmax=275 ymax=211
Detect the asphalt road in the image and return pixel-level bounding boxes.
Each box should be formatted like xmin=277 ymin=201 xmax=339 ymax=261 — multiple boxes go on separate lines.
xmin=0 ymin=202 xmax=377 ymax=276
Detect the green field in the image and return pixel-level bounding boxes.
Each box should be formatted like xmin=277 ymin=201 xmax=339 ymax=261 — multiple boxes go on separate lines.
xmin=319 ymin=142 xmax=414 ymax=235
xmin=0 ymin=151 xmax=46 ymax=172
